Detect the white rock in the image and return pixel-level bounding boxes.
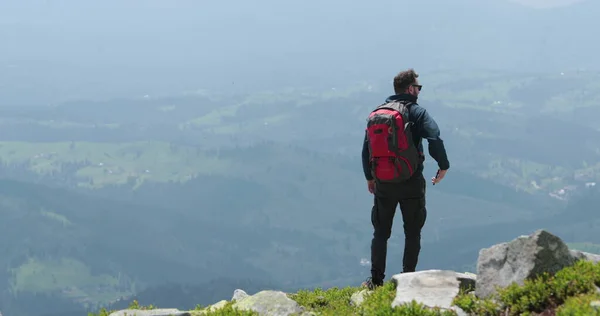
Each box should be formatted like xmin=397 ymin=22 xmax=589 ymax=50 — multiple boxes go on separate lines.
xmin=108 ymin=309 xmax=190 ymax=316
xmin=391 ymin=269 xmax=474 ymax=314
xmin=232 ymin=288 xmax=250 ymax=301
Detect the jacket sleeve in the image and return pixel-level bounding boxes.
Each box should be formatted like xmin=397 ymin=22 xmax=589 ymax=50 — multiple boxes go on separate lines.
xmin=415 ymin=107 xmax=450 ymax=170
xmin=361 ymin=131 xmax=373 ymax=180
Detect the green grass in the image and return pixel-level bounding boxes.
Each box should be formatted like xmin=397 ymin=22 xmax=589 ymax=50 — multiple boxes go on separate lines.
xmin=90 ymin=282 xmax=458 ymax=315
xmin=87 ymin=260 xmax=600 ymax=316
xmin=453 ymin=259 xmax=600 ymax=315
xmin=290 ymin=282 xmax=457 ymax=315
xmin=557 ymin=293 xmax=600 ymax=315
xmin=288 ymin=285 xmax=360 ymax=315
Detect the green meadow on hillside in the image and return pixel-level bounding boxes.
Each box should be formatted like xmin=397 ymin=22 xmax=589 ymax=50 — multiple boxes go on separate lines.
xmin=2 ymin=71 xmax=600 ymax=193
xmin=0 ymin=141 xmax=228 ymax=188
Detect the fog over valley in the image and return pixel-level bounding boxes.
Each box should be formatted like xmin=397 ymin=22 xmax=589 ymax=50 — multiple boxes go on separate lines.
xmin=1 ymin=1 xmax=600 ymax=315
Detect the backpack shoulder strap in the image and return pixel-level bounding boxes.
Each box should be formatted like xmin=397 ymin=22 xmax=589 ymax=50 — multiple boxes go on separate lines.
xmin=374 ymin=100 xmax=414 ymax=114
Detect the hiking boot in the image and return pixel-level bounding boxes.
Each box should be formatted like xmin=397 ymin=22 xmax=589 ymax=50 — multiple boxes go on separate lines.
xmin=361 ymin=277 xmax=383 ymax=290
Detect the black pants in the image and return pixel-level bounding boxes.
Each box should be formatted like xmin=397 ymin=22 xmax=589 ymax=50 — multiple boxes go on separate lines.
xmin=370 ymin=172 xmax=427 ymax=282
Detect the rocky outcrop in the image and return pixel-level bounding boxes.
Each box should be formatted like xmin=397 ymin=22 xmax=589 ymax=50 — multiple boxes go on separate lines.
xmin=108 ymin=309 xmax=191 ymax=316
xmin=391 ymin=270 xmax=475 ymax=315
xmin=350 ymin=289 xmax=370 ymax=306
xmin=570 ymin=249 xmax=600 ymax=263
xmin=231 ymin=290 xmax=307 ymax=315
xmin=475 ymin=229 xmax=578 ymax=298
xmin=232 ymin=288 xmax=250 ymax=301
xmin=106 ymin=229 xmax=600 ymax=316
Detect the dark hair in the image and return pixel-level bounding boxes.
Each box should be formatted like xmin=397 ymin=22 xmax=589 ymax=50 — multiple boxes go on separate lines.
xmin=393 ymin=69 xmax=419 ymax=94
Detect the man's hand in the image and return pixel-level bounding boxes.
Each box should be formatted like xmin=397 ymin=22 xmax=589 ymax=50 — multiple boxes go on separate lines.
xmin=432 ymin=169 xmax=447 ymax=185
xmin=367 ymin=179 xmax=376 ymax=194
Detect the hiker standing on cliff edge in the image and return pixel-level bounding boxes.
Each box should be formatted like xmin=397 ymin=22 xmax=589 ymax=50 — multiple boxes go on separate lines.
xmin=361 ymin=68 xmax=450 ymax=289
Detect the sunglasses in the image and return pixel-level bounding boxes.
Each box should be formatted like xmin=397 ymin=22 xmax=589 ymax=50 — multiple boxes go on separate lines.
xmin=412 ymin=84 xmax=423 ymax=91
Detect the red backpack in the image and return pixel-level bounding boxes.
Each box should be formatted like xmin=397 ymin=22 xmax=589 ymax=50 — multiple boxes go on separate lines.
xmin=366 ymin=100 xmax=420 ymax=183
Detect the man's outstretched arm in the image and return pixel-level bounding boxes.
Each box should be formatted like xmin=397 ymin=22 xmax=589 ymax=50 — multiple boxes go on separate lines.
xmin=416 ymin=108 xmax=450 ymax=171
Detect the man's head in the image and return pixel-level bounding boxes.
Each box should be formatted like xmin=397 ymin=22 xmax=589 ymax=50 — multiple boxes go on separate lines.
xmin=393 ymin=68 xmax=422 ymax=97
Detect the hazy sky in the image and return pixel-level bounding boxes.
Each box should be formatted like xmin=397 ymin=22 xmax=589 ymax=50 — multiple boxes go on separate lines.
xmin=509 ymin=0 xmax=586 ymax=8
xmin=0 ymin=0 xmax=597 ymax=105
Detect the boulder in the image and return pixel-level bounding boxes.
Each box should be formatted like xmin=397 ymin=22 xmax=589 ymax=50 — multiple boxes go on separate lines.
xmin=570 ymin=249 xmax=600 ymax=264
xmin=232 ymin=288 xmax=250 ymax=301
xmin=390 ymin=269 xmax=475 ymax=314
xmin=232 ymin=290 xmax=306 ymax=316
xmin=108 ymin=309 xmax=190 ymax=316
xmin=207 ymin=300 xmax=228 ymax=312
xmin=350 ymin=289 xmax=371 ymax=307
xmin=475 ymin=229 xmax=577 ymax=298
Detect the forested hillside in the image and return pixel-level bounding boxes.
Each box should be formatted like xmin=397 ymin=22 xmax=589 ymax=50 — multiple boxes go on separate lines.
xmin=1 ymin=68 xmax=600 ymax=315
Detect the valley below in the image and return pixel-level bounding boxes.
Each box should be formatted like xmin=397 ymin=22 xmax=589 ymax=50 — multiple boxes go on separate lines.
xmin=1 ymin=69 xmax=600 ymax=316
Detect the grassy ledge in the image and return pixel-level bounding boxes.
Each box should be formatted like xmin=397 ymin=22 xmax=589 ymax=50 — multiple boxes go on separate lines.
xmin=452 ymin=259 xmax=600 ymax=316
xmin=89 ymin=281 xmax=457 ymax=315
xmin=287 ymin=281 xmax=455 ymax=316
xmin=89 ymin=260 xmax=600 ymax=316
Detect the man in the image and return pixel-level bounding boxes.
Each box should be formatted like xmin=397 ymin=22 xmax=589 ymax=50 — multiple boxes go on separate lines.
xmin=361 ymin=68 xmax=450 ymax=289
